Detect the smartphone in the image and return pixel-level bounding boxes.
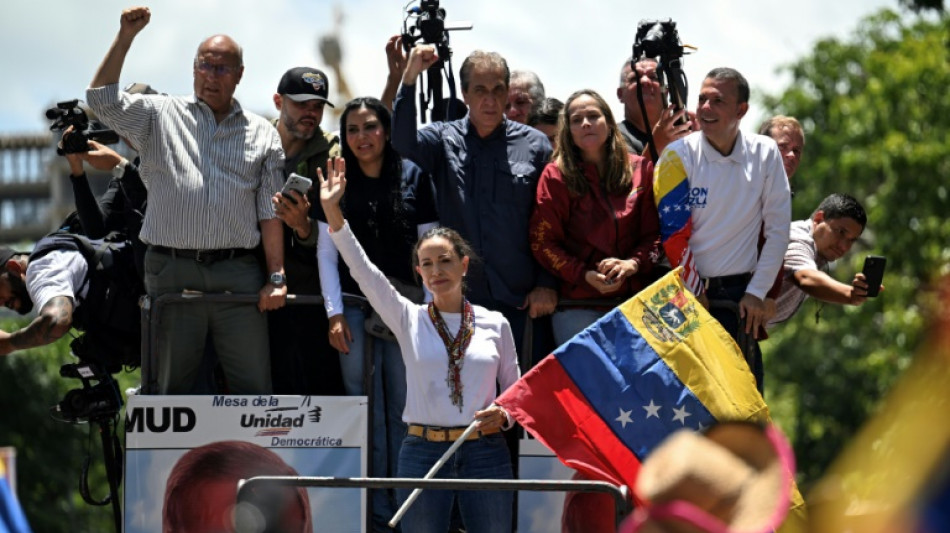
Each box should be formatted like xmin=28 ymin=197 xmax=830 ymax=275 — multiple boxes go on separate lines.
xmin=863 ymin=255 xmax=886 ymax=297
xmin=281 ymin=173 xmax=312 ymax=204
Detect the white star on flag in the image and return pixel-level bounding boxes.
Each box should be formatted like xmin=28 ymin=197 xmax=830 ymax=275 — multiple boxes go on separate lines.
xmin=643 ymin=400 xmax=661 ymax=419
xmin=672 ymin=405 xmax=691 ymax=425
xmin=616 ymin=407 xmax=633 ymax=428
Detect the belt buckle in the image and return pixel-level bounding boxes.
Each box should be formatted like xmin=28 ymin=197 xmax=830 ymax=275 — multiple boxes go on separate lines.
xmin=194 ymin=250 xmax=208 ymax=263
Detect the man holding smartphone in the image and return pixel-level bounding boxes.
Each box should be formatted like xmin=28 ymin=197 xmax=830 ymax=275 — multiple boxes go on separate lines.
xmin=767 ymin=193 xmax=877 ymax=328
xmin=268 ymin=66 xmax=344 ymax=395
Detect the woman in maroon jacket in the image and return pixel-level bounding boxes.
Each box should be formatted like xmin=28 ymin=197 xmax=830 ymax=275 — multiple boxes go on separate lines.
xmin=529 ymin=89 xmax=661 ymax=346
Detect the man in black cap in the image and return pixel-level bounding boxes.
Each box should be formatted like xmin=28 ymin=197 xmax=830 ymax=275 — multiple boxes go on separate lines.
xmin=268 ymin=66 xmax=344 ymax=395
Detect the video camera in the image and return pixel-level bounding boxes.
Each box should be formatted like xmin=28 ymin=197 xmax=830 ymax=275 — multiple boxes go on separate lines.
xmin=634 ymin=19 xmax=686 ymax=63
xmin=51 ymin=361 xmax=122 ymax=424
xmin=401 ymin=0 xmax=472 ymax=123
xmin=46 ymin=99 xmax=119 ymax=155
xmin=51 ymin=357 xmax=126 ymax=531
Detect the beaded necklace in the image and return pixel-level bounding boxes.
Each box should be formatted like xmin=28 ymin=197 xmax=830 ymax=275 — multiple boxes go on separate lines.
xmin=427 ymin=299 xmax=475 ymax=412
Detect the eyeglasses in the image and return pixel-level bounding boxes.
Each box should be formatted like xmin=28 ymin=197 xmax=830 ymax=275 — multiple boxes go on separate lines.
xmin=194 ymin=60 xmax=240 ymax=77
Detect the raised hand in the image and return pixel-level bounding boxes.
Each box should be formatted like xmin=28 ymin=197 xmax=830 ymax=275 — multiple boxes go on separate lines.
xmin=119 ymin=7 xmax=151 ymax=40
xmin=401 ymin=45 xmax=440 ymax=86
xmin=385 ymin=35 xmax=407 ymax=80
xmin=83 ymin=141 xmax=125 ymax=171
xmin=317 ymin=156 xmax=347 ymax=231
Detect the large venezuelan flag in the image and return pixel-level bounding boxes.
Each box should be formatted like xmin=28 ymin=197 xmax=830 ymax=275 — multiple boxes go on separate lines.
xmin=496 ymin=268 xmax=806 ymax=529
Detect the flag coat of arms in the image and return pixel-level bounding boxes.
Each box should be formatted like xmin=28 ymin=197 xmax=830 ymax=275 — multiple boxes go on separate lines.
xmin=496 ymin=267 xmax=805 ymax=529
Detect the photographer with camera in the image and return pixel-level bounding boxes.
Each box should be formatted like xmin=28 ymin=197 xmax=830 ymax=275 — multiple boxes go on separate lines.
xmin=0 ymin=249 xmax=77 ymax=356
xmin=61 ymin=127 xmax=146 ymax=239
xmin=617 ymin=57 xmax=694 ymax=159
xmin=86 ymin=7 xmax=287 ymax=394
xmin=0 ymin=222 xmax=139 ymax=368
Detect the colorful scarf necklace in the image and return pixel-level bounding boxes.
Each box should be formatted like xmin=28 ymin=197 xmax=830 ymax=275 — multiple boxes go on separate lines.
xmin=428 ymin=299 xmax=475 ymax=412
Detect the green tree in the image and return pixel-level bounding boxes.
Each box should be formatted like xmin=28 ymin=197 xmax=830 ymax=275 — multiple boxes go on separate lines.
xmin=761 ymin=9 xmax=950 ymax=486
xmin=1 ymin=316 xmax=139 ymax=532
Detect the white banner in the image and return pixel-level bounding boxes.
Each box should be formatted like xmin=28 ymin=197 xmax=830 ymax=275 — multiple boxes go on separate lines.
xmin=124 ymin=395 xmax=367 ymax=533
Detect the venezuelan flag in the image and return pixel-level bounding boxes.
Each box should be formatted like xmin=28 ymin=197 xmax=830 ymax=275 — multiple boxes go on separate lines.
xmin=0 ymin=456 xmax=32 ymax=533
xmin=496 ymin=267 xmax=806 ymax=530
xmin=653 ymin=150 xmax=702 ymax=295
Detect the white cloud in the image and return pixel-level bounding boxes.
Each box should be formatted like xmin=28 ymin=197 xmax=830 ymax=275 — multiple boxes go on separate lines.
xmin=1 ymin=0 xmax=893 ymax=135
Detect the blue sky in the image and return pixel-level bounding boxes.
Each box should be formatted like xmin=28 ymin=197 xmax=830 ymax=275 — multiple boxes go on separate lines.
xmin=0 ymin=0 xmax=895 ymax=136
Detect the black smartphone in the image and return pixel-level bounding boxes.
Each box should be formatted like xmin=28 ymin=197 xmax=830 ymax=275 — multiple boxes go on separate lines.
xmin=863 ymin=255 xmax=886 ymax=297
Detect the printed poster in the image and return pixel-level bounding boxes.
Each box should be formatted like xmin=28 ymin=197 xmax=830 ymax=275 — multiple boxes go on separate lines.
xmin=124 ymin=395 xmax=367 ymax=533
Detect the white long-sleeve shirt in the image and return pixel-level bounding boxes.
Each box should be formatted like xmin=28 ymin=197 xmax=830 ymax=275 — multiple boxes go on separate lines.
xmin=330 ymin=222 xmax=520 ymax=427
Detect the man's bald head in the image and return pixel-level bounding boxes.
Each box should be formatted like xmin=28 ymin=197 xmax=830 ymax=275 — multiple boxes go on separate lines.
xmin=192 ymin=34 xmax=244 ymax=117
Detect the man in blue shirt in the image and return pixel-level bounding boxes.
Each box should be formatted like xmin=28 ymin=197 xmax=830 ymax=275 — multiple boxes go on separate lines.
xmin=392 ymin=45 xmax=557 ymax=362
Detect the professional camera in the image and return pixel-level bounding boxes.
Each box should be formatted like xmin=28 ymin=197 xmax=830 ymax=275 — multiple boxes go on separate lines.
xmin=401 ymin=0 xmax=472 ymax=58
xmin=631 ymin=18 xmax=695 ymax=158
xmin=632 ymin=19 xmax=694 ymax=113
xmin=46 ymin=99 xmax=119 ymax=155
xmin=51 ymin=362 xmax=123 ymax=423
xmin=634 ymin=19 xmax=685 ymax=63
xmin=401 ymin=0 xmax=472 ymax=123
xmin=50 ymin=358 xmax=126 ymax=531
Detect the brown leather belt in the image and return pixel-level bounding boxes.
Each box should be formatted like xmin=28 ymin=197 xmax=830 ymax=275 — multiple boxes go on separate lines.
xmin=407 ymin=424 xmax=500 ymax=442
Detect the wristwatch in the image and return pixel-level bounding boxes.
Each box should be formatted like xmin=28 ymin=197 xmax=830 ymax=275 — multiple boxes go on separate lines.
xmin=112 ymin=158 xmax=130 ymax=179
xmin=268 ymin=272 xmax=287 ymax=288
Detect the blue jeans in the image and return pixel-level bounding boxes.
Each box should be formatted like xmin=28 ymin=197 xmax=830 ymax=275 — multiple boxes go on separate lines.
xmin=340 ymin=304 xmax=409 ymax=531
xmin=371 ymin=333 xmax=408 ymax=531
xmin=396 ymin=433 xmax=513 ymax=533
xmin=340 ymin=304 xmax=369 ymax=396
xmin=552 ymin=308 xmax=606 ymax=346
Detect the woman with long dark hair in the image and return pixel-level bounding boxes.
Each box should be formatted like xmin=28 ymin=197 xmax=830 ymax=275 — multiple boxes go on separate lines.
xmin=314 ymin=96 xmax=438 ymax=530
xmin=319 ymin=156 xmax=519 ymax=533
xmin=530 ymin=89 xmax=661 ymax=346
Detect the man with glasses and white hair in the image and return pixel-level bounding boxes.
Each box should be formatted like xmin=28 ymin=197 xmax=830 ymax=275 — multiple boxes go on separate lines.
xmin=86 ymin=6 xmax=287 ymax=394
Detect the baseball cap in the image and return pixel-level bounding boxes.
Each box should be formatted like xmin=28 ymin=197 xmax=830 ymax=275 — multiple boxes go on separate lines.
xmin=0 ymin=246 xmax=22 ymax=268
xmin=277 ymin=67 xmax=335 ymax=107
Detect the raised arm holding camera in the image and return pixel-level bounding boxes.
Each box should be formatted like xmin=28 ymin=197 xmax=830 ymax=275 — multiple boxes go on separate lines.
xmin=393 ymin=43 xmax=558 ymax=368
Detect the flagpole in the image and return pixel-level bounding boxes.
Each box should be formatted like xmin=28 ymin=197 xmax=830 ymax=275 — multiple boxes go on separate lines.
xmin=388 ymin=419 xmax=480 ymax=527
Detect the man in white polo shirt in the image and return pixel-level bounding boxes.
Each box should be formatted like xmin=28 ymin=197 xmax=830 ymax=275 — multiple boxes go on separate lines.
xmin=654 ymin=67 xmax=791 ymax=391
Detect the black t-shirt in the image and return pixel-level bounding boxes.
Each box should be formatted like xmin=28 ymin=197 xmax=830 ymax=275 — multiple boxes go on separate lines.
xmin=619 ymin=120 xmax=650 ymax=155
xmin=314 ymin=159 xmax=438 ymax=296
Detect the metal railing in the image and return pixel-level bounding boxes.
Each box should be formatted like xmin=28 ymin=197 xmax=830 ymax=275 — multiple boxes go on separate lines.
xmin=236 ymin=475 xmax=632 ymax=529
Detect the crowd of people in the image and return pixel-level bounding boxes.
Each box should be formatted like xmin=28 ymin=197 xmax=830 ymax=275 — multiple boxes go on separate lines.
xmin=0 ymin=5 xmax=884 ymax=532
